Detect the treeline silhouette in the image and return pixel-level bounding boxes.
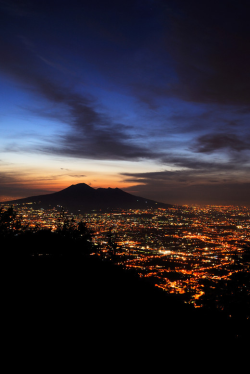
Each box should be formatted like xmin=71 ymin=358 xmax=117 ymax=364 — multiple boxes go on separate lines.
xmin=1 ymin=206 xmax=248 ymax=354
xmin=0 ymin=206 xmax=93 ymax=257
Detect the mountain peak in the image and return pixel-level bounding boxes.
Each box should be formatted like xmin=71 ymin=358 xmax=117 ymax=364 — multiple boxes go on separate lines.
xmin=62 ymin=183 xmax=94 ymax=191
xmin=2 ymin=183 xmax=172 ymax=213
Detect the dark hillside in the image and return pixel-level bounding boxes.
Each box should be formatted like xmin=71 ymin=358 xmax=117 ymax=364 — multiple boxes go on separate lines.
xmin=2 ymin=231 xmax=248 ymax=356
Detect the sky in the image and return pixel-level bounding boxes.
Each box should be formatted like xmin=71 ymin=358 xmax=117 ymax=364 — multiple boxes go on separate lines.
xmin=1 ymin=0 xmax=250 ymax=206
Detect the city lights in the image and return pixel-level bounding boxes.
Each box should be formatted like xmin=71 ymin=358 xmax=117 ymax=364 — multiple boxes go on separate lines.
xmin=3 ymin=203 xmax=250 ymax=314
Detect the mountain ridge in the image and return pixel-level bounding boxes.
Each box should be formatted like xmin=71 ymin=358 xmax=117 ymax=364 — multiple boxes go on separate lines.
xmin=1 ymin=183 xmax=172 ymax=213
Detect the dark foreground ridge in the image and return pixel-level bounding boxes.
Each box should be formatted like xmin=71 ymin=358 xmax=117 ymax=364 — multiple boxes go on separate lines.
xmin=2 ymin=231 xmax=249 ymax=355
xmin=1 ymin=183 xmax=172 ymax=213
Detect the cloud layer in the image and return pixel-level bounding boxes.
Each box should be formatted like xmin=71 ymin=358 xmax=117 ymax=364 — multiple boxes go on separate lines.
xmin=1 ymin=0 xmax=250 ymax=204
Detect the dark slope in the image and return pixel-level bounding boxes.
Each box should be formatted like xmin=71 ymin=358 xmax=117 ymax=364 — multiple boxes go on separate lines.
xmin=2 ymin=232 xmax=247 ymax=360
xmin=2 ymin=183 xmax=172 ymax=212
xmin=3 ymin=250 xmax=245 ymax=353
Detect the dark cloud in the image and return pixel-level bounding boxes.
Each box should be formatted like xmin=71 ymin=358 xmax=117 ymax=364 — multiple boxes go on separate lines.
xmin=0 ymin=171 xmax=52 ymax=201
xmin=44 ymin=128 xmax=155 ymax=161
xmin=159 ymin=153 xmax=245 ymax=172
xmin=124 ymin=181 xmax=250 ymax=207
xmin=2 ymin=0 xmax=250 ymax=110
xmin=0 ymin=171 xmax=19 ymax=184
xmin=122 ymin=169 xmax=250 ymax=206
xmin=192 ymin=133 xmax=250 ymax=153
xmin=68 ymin=175 xmax=86 ymax=178
xmin=132 ymin=0 xmax=250 ymax=108
xmin=0 ymin=20 xmax=155 ymax=161
xmin=122 ymin=168 xmax=224 ymax=186
xmin=0 ymin=185 xmax=53 ymax=201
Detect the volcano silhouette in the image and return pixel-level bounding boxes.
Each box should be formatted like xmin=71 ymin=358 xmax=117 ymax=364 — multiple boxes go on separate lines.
xmin=2 ymin=183 xmax=172 ymax=213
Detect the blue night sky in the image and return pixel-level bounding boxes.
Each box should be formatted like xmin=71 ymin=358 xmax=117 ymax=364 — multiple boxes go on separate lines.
xmin=1 ymin=0 xmax=250 ymax=206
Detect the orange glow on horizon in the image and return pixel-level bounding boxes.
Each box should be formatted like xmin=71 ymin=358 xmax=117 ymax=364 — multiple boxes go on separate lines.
xmin=0 ymin=174 xmax=138 ymax=201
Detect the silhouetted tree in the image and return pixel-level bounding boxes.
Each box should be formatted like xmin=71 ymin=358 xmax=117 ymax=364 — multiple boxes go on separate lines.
xmin=0 ymin=206 xmax=16 ymax=236
xmin=0 ymin=206 xmax=94 ymax=257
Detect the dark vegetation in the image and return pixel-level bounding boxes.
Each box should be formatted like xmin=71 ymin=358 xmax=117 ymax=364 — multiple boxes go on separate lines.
xmin=1 ymin=206 xmax=249 ymax=354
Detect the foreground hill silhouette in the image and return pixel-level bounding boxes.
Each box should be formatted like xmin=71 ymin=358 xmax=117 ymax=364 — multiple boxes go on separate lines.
xmin=2 ymin=230 xmax=249 ymax=355
xmin=2 ymin=183 xmax=172 ymax=213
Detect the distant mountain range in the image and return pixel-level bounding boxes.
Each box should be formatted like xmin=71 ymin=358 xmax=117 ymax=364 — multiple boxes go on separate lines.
xmin=2 ymin=183 xmax=172 ymax=213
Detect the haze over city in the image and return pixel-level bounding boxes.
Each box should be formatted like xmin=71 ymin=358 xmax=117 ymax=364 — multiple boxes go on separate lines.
xmin=1 ymin=0 xmax=250 ymax=206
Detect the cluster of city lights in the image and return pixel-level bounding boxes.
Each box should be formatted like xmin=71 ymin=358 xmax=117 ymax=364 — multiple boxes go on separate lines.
xmin=2 ymin=203 xmax=250 ymax=314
